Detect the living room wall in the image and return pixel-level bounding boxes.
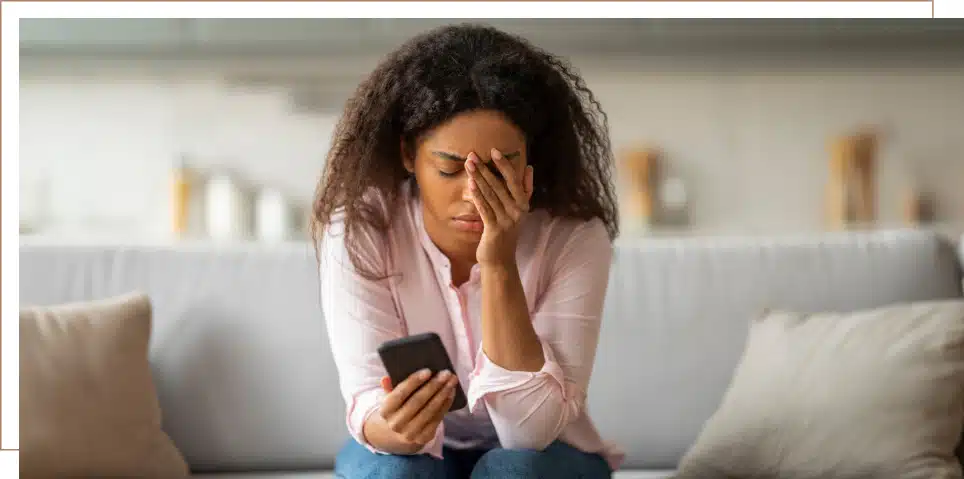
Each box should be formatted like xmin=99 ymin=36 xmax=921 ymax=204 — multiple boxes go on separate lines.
xmin=19 ymin=59 xmax=964 ymax=240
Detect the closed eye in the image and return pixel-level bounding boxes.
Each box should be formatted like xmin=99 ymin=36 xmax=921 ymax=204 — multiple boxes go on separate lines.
xmin=431 ymin=149 xmax=521 ymax=179
xmin=432 ymin=151 xmax=466 ymax=178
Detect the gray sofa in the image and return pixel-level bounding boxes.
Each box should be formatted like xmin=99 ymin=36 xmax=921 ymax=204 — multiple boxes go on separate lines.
xmin=19 ymin=229 xmax=964 ymax=478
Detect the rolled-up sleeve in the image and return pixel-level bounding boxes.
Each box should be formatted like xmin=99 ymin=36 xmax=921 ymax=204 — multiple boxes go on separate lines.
xmin=319 ymin=217 xmax=445 ymax=458
xmin=466 ymin=219 xmax=613 ymax=451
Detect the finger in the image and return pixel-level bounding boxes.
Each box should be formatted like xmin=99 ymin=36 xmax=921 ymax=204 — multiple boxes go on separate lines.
xmin=476 ymin=152 xmax=516 ymax=213
xmin=412 ymin=378 xmax=458 ymax=443
xmin=412 ymin=393 xmax=455 ymax=445
xmin=380 ymin=368 xmax=432 ymax=416
xmin=466 ymin=154 xmax=507 ymax=219
xmin=525 ymin=166 xmax=534 ymax=203
xmin=469 ymin=190 xmax=496 ymax=226
xmin=404 ymin=375 xmax=457 ymax=440
xmin=491 ymin=148 xmax=526 ymax=206
xmin=387 ymin=370 xmax=451 ymax=435
xmin=466 ymin=171 xmax=496 ymax=225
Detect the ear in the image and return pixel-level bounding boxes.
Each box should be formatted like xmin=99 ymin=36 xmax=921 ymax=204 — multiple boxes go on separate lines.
xmin=401 ymin=138 xmax=415 ymax=174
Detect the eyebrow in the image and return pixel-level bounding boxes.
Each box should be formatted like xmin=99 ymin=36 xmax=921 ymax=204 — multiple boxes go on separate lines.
xmin=431 ymin=150 xmax=522 ymax=162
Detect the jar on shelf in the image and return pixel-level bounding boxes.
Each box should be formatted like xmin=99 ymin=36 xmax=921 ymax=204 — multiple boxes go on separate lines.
xmin=204 ymin=171 xmax=253 ymax=241
xmin=255 ymin=187 xmax=296 ymax=242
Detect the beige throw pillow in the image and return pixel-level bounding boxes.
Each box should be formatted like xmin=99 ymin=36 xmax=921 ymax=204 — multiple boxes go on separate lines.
xmin=21 ymin=292 xmax=189 ymax=478
xmin=676 ymin=300 xmax=964 ymax=479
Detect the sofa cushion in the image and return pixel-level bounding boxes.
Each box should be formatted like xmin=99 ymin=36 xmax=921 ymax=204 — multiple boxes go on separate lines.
xmin=18 ymin=229 xmax=964 ymax=472
xmin=190 ymin=470 xmax=677 ymax=478
xmin=592 ymin=229 xmax=963 ymax=468
xmin=191 ymin=473 xmax=334 ymax=479
xmin=20 ymin=292 xmax=189 ymax=478
xmin=675 ymin=300 xmax=964 ymax=479
xmin=18 ymin=242 xmax=344 ymax=472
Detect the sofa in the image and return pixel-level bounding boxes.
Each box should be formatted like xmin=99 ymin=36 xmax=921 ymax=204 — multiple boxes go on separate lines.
xmin=18 ymin=228 xmax=964 ymax=478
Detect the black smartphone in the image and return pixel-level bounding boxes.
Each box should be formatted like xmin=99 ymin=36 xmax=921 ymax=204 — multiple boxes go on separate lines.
xmin=377 ymin=332 xmax=468 ymax=411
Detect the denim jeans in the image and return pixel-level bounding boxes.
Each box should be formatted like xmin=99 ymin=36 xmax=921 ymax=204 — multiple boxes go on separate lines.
xmin=334 ymin=438 xmax=612 ymax=479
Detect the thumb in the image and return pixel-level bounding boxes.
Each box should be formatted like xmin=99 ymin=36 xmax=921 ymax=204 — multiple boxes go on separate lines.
xmin=525 ymin=166 xmax=534 ymax=200
xmin=380 ymin=376 xmax=393 ymax=393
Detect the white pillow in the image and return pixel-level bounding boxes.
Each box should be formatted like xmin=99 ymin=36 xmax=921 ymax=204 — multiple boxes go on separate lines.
xmin=676 ymin=300 xmax=964 ymax=479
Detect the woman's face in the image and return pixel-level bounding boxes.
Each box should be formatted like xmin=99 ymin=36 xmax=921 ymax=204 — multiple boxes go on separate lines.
xmin=404 ymin=109 xmax=527 ymax=257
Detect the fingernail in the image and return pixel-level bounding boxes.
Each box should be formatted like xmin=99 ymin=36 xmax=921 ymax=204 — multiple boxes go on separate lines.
xmin=437 ymin=370 xmax=452 ymax=382
xmin=490 ymin=148 xmax=501 ymax=159
xmin=418 ymin=369 xmax=431 ymax=380
xmin=466 ymin=160 xmax=475 ymax=171
xmin=467 ymin=152 xmax=478 ymax=162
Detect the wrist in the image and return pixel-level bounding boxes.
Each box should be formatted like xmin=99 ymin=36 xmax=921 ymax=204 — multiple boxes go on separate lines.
xmin=479 ymin=258 xmax=519 ymax=274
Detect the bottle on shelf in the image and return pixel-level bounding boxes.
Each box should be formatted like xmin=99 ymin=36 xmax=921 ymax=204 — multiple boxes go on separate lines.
xmin=204 ymin=169 xmax=254 ymax=241
xmin=171 ymin=157 xmax=191 ymax=238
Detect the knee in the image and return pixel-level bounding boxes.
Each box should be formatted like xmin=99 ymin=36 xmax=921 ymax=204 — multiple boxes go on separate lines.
xmin=368 ymin=454 xmax=439 ymax=478
xmin=369 ymin=454 xmax=440 ymax=479
xmin=471 ymin=442 xmax=610 ymax=479
xmin=470 ymin=446 xmax=556 ymax=479
xmin=335 ymin=440 xmax=442 ymax=479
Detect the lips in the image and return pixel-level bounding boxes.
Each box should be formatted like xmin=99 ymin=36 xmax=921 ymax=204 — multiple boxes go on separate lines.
xmin=452 ymin=214 xmax=483 ymax=233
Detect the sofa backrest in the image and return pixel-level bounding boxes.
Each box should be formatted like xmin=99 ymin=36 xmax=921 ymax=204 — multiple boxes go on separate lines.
xmin=19 ymin=241 xmax=332 ymax=472
xmin=593 ymin=229 xmax=962 ymax=469
xmin=18 ymin=229 xmax=963 ymax=472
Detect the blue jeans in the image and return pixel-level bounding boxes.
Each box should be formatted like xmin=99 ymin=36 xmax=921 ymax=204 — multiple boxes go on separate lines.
xmin=334 ymin=438 xmax=612 ymax=479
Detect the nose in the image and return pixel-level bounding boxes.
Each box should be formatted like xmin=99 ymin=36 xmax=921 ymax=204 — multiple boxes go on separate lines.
xmin=460 ymin=176 xmax=479 ymax=206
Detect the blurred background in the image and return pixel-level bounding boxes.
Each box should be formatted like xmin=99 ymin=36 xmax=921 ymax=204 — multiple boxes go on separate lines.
xmin=18 ymin=19 xmax=964 ymax=243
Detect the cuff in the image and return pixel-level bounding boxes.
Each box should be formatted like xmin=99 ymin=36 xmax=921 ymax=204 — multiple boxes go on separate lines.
xmin=347 ymin=388 xmax=387 ymax=454
xmin=466 ymin=339 xmax=567 ymax=413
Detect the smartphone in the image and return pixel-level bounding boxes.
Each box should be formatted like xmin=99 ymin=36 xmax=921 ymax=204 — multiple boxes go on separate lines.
xmin=377 ymin=332 xmax=468 ymax=411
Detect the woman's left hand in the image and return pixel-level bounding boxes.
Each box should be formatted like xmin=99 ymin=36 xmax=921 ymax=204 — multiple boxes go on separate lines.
xmin=466 ymin=148 xmax=534 ymax=267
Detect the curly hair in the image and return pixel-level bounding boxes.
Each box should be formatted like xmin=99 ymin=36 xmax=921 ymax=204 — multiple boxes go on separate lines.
xmin=311 ymin=23 xmax=619 ymax=279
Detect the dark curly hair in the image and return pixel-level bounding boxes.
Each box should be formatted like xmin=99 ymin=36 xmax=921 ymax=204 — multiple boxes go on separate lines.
xmin=312 ymin=23 xmax=619 ymax=279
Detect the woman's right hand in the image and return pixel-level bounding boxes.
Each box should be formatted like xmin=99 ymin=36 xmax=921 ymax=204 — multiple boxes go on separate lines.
xmin=362 ymin=368 xmax=459 ymax=455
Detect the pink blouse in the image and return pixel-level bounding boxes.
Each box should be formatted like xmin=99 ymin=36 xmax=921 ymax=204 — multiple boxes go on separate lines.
xmin=319 ymin=185 xmax=623 ymax=471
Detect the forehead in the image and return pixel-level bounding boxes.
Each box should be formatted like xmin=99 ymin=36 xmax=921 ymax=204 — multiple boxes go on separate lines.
xmin=418 ymin=109 xmax=525 ymax=155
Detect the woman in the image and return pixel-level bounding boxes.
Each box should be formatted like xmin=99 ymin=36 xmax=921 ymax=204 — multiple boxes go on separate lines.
xmin=313 ymin=23 xmax=622 ymax=479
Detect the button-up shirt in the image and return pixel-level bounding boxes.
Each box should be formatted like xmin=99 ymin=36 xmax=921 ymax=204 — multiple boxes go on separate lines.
xmin=319 ymin=185 xmax=623 ymax=470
